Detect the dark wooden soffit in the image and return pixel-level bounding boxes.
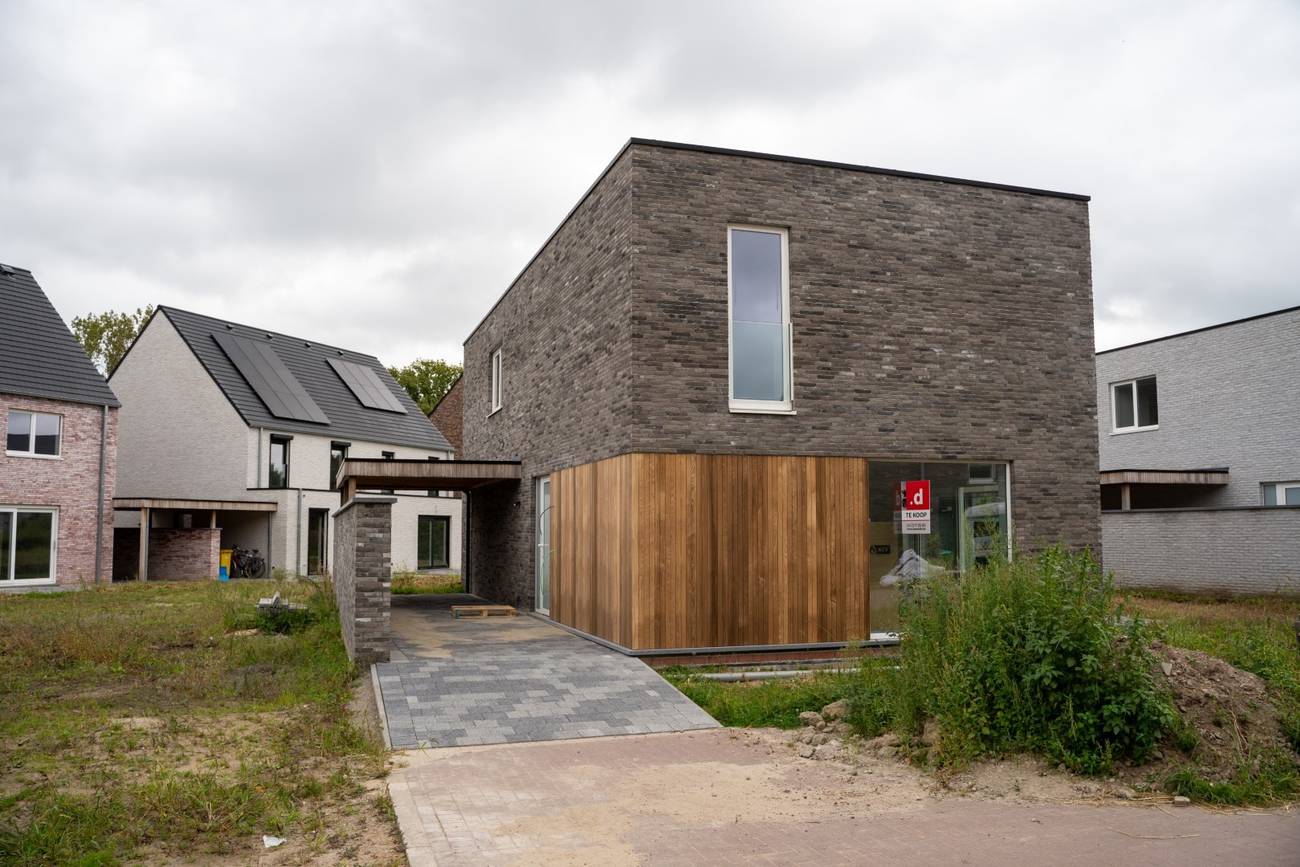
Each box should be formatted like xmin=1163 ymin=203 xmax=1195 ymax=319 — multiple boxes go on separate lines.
xmin=112 ymin=497 xmax=279 ymax=512
xmin=1099 ymin=469 xmax=1230 ymax=486
xmin=335 ymin=457 xmax=522 ymax=493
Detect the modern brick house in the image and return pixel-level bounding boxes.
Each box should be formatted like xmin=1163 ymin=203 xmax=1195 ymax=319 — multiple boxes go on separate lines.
xmin=108 ymin=307 xmax=461 ymax=580
xmin=0 ymin=263 xmax=119 ymax=589
xmin=460 ymin=139 xmax=1099 ymax=653
xmin=1097 ymin=305 xmax=1300 ymax=595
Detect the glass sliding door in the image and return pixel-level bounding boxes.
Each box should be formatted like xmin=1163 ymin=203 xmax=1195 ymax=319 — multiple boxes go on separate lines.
xmin=306 ymin=508 xmax=328 ymax=576
xmin=0 ymin=507 xmax=57 ymax=585
xmin=535 ymin=476 xmax=551 ymax=614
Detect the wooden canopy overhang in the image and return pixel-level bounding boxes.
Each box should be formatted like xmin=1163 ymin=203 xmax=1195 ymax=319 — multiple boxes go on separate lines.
xmin=1099 ymin=468 xmax=1230 ymax=486
xmin=334 ymin=457 xmax=522 ymax=498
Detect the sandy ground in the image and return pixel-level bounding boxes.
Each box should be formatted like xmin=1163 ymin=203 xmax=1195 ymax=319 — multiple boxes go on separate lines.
xmin=387 ymin=728 xmax=1300 ymax=866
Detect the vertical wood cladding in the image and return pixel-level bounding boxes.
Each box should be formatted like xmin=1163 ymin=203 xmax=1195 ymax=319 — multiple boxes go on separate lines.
xmin=550 ymin=453 xmax=869 ymax=650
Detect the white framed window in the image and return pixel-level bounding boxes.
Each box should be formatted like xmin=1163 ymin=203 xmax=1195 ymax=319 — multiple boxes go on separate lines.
xmin=0 ymin=507 xmax=58 ymax=585
xmin=490 ymin=348 xmax=503 ymax=414
xmin=1262 ymin=482 xmax=1300 ymax=507
xmin=728 ymin=225 xmax=793 ymax=413
xmin=1111 ymin=376 xmax=1158 ymax=433
xmin=6 ymin=410 xmax=62 ymax=458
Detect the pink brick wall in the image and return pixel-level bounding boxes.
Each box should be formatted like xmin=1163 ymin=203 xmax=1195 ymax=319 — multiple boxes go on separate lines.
xmin=146 ymin=527 xmax=220 ymax=580
xmin=0 ymin=394 xmax=117 ymax=586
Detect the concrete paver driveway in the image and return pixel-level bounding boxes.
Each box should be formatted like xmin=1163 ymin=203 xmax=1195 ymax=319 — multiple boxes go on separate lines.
xmin=373 ymin=595 xmax=717 ymax=748
xmin=388 ymin=728 xmax=1300 ymax=866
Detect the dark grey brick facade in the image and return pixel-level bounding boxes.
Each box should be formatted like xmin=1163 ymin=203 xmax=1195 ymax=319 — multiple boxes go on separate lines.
xmin=464 ymin=141 xmax=1100 ymax=610
xmin=332 ymin=496 xmax=395 ymax=663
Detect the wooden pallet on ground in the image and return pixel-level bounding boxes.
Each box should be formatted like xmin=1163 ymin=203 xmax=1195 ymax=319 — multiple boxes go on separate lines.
xmin=450 ymin=604 xmax=518 ymax=619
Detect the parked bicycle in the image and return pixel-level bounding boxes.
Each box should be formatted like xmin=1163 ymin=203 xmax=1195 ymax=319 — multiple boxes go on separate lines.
xmin=230 ymin=546 xmax=267 ymax=579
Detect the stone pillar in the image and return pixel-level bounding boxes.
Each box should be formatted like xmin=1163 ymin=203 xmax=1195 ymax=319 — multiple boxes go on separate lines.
xmin=331 ymin=496 xmax=396 ymax=664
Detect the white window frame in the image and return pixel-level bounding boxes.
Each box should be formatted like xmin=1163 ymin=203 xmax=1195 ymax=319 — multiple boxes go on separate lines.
xmin=0 ymin=506 xmax=59 ymax=585
xmin=489 ymin=348 xmax=503 ymax=415
xmin=727 ymin=225 xmax=794 ymax=414
xmin=5 ymin=410 xmax=63 ymax=459
xmin=1263 ymin=482 xmax=1300 ymax=507
xmin=1110 ymin=376 xmax=1158 ymax=434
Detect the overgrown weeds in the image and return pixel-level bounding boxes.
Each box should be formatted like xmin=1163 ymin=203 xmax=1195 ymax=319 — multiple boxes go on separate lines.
xmin=0 ymin=579 xmax=395 ymax=864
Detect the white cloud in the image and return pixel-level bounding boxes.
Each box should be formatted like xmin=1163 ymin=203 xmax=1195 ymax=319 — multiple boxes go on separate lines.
xmin=1 ymin=0 xmax=1296 ymax=363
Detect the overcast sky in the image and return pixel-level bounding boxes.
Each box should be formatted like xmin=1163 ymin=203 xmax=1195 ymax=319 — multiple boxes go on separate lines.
xmin=2 ymin=1 xmax=1297 ymax=365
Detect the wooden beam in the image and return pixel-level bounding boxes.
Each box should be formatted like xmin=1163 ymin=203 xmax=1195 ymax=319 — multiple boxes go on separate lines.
xmin=1099 ymin=469 xmax=1229 ymax=486
xmin=1121 ymin=483 xmax=1131 ymax=512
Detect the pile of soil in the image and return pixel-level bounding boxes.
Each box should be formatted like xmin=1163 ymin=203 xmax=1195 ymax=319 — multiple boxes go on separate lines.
xmin=1131 ymin=641 xmax=1298 ymax=785
xmin=789 ymin=642 xmax=1299 ymax=801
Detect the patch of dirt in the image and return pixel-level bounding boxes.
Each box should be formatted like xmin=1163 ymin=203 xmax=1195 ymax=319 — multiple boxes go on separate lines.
xmin=788 ymin=643 xmax=1300 ymax=803
xmin=1126 ymin=642 xmax=1299 ymax=785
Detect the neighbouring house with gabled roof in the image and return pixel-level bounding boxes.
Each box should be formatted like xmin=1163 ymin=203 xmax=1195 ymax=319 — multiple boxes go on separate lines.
xmin=108 ymin=307 xmax=460 ymax=581
xmin=0 ymin=263 xmax=119 ymax=589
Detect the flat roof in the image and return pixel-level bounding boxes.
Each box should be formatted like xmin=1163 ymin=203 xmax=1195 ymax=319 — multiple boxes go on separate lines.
xmin=465 ymin=137 xmax=1090 ymax=345
xmin=335 ymin=458 xmax=522 ymax=492
xmin=113 ymin=497 xmax=278 ymax=512
xmin=1097 ymin=304 xmax=1300 ymax=356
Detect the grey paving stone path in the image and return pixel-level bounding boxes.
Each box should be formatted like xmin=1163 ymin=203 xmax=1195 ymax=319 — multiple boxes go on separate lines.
xmin=374 ymin=595 xmax=717 ymax=748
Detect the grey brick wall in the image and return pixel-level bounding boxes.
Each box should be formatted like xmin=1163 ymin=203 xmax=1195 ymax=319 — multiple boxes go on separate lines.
xmin=464 ymin=142 xmax=1100 ymax=610
xmin=1103 ymin=507 xmax=1300 ymax=596
xmin=332 ymin=496 xmax=395 ymax=664
xmin=1096 ymin=307 xmax=1300 ymax=506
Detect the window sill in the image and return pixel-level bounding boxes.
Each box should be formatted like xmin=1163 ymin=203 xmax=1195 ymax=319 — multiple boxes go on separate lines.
xmin=4 ymin=451 xmax=62 ymax=460
xmin=1109 ymin=425 xmax=1159 ymax=436
xmin=729 ymin=405 xmax=797 ymax=416
xmin=0 ymin=578 xmax=56 ymax=587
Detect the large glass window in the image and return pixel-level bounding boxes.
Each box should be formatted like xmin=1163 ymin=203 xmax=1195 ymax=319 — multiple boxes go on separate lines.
xmin=417 ymin=515 xmax=450 ymax=569
xmin=268 ymin=436 xmax=290 ymax=488
xmin=1112 ymin=376 xmax=1158 ymax=432
xmin=0 ymin=508 xmax=56 ymax=583
xmin=867 ymin=462 xmax=1011 ymax=634
xmin=6 ymin=410 xmax=61 ymax=456
xmin=729 ymin=226 xmax=791 ymax=411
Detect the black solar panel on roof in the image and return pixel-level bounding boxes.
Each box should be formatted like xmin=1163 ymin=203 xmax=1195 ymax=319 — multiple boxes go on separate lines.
xmin=211 ymin=332 xmax=329 ymax=424
xmin=327 ymin=357 xmax=407 ymax=414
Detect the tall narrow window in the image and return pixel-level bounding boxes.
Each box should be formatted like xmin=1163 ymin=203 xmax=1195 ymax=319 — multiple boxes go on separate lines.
xmin=728 ymin=226 xmax=791 ymax=411
xmin=490 ymin=348 xmax=503 ymax=413
xmin=330 ymin=442 xmax=350 ymax=491
xmin=268 ymin=436 xmax=291 ymax=488
xmin=1111 ymin=376 xmax=1158 ymax=432
xmin=417 ymin=515 xmax=450 ymax=569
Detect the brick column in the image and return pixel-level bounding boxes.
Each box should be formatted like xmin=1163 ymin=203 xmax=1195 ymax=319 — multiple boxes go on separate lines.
xmin=332 ymin=496 xmax=395 ymax=664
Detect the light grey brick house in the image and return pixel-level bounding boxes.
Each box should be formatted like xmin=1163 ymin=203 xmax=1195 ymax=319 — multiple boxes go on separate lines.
xmin=109 ymin=307 xmax=461 ymax=581
xmin=459 ymin=138 xmax=1101 ymax=654
xmin=1097 ymin=305 xmax=1300 ymax=594
xmin=1 ymin=263 xmax=119 ymax=588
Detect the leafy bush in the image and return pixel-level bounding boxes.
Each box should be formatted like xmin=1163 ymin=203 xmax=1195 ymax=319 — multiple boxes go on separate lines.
xmin=891 ymin=546 xmax=1173 ymax=773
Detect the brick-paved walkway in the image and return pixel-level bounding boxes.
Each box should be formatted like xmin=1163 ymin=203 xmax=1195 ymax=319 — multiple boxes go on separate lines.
xmin=373 ymin=595 xmax=717 ymax=748
xmin=388 ymin=728 xmax=1300 ymax=866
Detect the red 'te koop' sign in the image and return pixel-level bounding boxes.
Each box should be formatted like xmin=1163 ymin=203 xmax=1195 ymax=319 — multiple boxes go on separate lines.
xmin=896 ymin=480 xmax=931 ymax=512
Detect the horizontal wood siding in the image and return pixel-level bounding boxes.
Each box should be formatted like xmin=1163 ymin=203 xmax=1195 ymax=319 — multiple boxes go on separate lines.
xmin=548 ymin=452 xmax=870 ymax=651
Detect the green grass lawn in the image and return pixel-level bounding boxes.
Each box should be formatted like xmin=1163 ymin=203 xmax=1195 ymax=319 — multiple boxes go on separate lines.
xmin=0 ymin=580 xmax=402 ymax=865
xmin=391 ymin=571 xmax=463 ymax=595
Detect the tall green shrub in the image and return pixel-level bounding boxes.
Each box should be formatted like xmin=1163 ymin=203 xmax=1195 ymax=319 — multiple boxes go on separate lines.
xmin=894 ymin=547 xmax=1173 ymax=773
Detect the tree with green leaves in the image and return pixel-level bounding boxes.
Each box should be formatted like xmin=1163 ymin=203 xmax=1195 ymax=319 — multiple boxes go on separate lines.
xmin=71 ymin=306 xmax=155 ymax=374
xmin=387 ymin=358 xmax=462 ymax=415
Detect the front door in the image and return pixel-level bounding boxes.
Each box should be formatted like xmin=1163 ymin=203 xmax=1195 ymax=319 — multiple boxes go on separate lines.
xmin=307 ymin=508 xmax=328 ymax=576
xmin=536 ymin=476 xmax=551 ymax=614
